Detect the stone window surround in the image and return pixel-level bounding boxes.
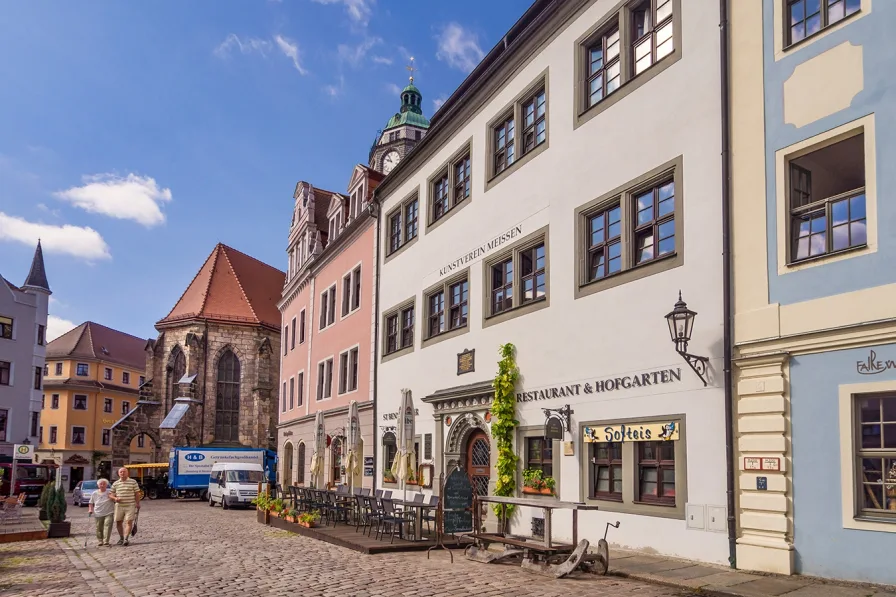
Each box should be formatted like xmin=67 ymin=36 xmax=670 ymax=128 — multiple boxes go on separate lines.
xmin=482 ymin=225 xmax=551 ymax=329
xmin=381 ymin=296 xmax=416 ymax=364
xmin=102 ymin=428 xmax=111 ymax=446
xmin=104 ymin=367 xmax=113 ymax=381
xmin=485 ymin=68 xmax=550 ymax=192
xmin=578 ymin=413 xmax=688 ymax=520
xmin=573 ymin=0 xmax=682 ymax=130
xmin=299 ymin=309 xmax=307 ymax=344
xmin=71 ymin=425 xmax=87 ymax=445
xmin=773 ymin=0 xmax=869 ymax=61
xmin=518 ymin=425 xmax=562 ymax=499
xmin=337 ymin=343 xmax=361 ymax=397
xmin=76 ymin=363 xmax=89 ymax=377
xmin=421 ymin=267 xmax=471 ymax=349
xmin=775 ymin=114 xmax=877 ymax=275
xmin=838 ymin=379 xmax=896 ymax=534
xmin=296 ymin=370 xmax=305 ymax=408
xmin=319 ymin=283 xmax=338 ymax=332
xmin=425 ymin=138 xmax=474 ymax=235
xmin=574 ymin=155 xmax=684 ymax=299
xmin=73 ymin=394 xmax=88 ymax=410
xmin=316 ymin=355 xmax=335 ymax=402
xmin=383 ymin=186 xmax=421 ymax=265
xmin=339 ymin=261 xmax=364 ymax=322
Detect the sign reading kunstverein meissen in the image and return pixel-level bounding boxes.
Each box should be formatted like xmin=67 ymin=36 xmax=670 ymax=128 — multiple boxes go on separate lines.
xmin=438 ymin=225 xmax=523 ymax=278
xmin=515 ymin=367 xmax=682 ymax=403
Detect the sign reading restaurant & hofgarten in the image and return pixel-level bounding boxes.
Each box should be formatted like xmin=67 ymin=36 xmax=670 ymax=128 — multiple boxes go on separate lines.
xmin=515 ymin=367 xmax=683 ymax=403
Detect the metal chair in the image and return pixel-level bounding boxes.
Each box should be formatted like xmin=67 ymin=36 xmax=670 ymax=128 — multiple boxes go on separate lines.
xmin=413 ymin=493 xmax=425 ymax=503
xmin=353 ymin=495 xmax=369 ymax=534
xmin=377 ymin=499 xmax=409 ymax=544
xmin=363 ymin=496 xmax=383 ymax=537
xmin=422 ymin=495 xmax=439 ymax=533
xmin=361 ymin=487 xmax=371 ymax=496
xmin=374 ymin=489 xmax=384 ymax=498
xmin=327 ymin=491 xmax=352 ymax=526
xmin=381 ymin=490 xmax=392 ymax=499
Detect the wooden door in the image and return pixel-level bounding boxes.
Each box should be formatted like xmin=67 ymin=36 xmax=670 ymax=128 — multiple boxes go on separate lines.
xmin=465 ymin=430 xmax=490 ymax=496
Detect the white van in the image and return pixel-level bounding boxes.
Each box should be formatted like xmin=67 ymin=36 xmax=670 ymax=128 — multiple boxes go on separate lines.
xmin=208 ymin=462 xmax=264 ymax=509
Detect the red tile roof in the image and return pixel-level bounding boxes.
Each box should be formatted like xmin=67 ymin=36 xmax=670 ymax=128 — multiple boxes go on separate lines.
xmin=46 ymin=321 xmax=147 ymax=370
xmin=157 ymin=244 xmax=285 ymax=330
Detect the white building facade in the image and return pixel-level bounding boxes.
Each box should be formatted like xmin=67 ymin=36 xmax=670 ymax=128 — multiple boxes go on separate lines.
xmin=374 ymin=0 xmax=731 ymax=564
xmin=0 ymin=242 xmax=50 ymax=458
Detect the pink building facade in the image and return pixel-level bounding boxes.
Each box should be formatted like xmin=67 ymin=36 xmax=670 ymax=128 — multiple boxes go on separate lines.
xmin=277 ymin=165 xmax=383 ymax=489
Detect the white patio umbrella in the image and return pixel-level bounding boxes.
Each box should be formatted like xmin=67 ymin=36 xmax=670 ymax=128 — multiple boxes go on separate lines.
xmin=389 ymin=388 xmax=416 ymax=503
xmin=310 ymin=410 xmax=326 ymax=488
xmin=345 ymin=400 xmax=362 ymax=494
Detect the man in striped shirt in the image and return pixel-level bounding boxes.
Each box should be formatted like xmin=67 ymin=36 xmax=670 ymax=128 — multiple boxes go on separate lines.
xmin=110 ymin=467 xmax=141 ymax=546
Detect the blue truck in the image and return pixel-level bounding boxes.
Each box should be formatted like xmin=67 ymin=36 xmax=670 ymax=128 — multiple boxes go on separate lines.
xmin=168 ymin=446 xmax=277 ymax=500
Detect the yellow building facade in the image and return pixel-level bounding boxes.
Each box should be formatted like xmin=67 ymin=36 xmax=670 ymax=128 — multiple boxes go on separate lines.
xmin=36 ymin=322 xmax=151 ymax=490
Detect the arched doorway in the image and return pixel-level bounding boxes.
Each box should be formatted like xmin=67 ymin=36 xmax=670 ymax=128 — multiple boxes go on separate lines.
xmin=330 ymin=437 xmax=343 ymax=486
xmin=465 ymin=430 xmax=490 ymax=497
xmin=215 ymin=350 xmax=241 ymax=442
xmin=283 ymin=442 xmax=294 ymax=487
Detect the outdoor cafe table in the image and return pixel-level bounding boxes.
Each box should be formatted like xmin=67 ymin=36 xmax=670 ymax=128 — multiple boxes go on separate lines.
xmin=472 ymin=495 xmax=600 ymax=550
xmin=394 ymin=500 xmax=434 ymax=541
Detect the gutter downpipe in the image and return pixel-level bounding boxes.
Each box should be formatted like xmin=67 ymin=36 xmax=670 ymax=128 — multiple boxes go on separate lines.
xmin=370 ymin=199 xmax=381 ymax=492
xmin=720 ymin=0 xmax=737 ymax=568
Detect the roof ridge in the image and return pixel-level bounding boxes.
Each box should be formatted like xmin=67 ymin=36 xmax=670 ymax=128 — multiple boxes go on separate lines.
xmin=160 ymin=245 xmax=220 ymax=322
xmin=198 ymin=244 xmax=222 ymax=316
xmin=83 ymin=321 xmax=147 ymax=343
xmin=84 ymin=322 xmax=95 ymax=356
xmin=219 ymin=246 xmax=260 ymax=325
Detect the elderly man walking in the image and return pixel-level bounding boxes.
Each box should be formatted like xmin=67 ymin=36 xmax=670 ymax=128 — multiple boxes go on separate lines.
xmin=88 ymin=478 xmax=114 ymax=546
xmin=110 ymin=467 xmax=141 ymax=546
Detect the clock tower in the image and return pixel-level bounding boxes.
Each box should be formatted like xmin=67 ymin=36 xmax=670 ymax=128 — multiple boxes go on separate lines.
xmin=369 ymin=63 xmax=430 ymax=174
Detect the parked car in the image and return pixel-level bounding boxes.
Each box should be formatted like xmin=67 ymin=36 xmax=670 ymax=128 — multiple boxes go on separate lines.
xmin=72 ymin=480 xmax=98 ymax=507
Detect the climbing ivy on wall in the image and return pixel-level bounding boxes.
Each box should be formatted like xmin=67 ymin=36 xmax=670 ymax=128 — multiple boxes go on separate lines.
xmin=492 ymin=342 xmax=520 ymax=528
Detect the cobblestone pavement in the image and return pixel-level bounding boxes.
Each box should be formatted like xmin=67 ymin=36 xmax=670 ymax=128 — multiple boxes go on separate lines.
xmin=0 ymin=500 xmax=697 ymax=597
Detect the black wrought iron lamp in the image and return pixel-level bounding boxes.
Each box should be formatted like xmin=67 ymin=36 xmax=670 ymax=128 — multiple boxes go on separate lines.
xmin=665 ymin=291 xmax=710 ymax=386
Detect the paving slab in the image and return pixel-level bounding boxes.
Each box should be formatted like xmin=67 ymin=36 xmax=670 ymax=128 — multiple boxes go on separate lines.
xmin=715 ymin=577 xmax=814 ymax=597
xmin=782 ymin=585 xmax=881 ymax=597
xmin=660 ymin=565 xmax=733 ymax=580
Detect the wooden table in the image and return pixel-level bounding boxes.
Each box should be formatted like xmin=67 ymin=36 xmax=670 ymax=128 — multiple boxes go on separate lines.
xmin=394 ymin=500 xmax=435 ymax=541
xmin=472 ymin=495 xmax=599 ymax=550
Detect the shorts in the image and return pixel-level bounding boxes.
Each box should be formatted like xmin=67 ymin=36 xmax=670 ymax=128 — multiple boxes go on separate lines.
xmin=114 ymin=503 xmax=137 ymax=523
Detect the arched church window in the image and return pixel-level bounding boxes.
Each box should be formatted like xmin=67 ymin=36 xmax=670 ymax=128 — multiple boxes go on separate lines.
xmin=215 ymin=350 xmax=241 ymax=442
xmin=167 ymin=347 xmax=186 ymax=409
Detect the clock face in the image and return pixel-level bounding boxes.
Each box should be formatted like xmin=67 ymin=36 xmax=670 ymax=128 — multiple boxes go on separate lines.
xmin=382 ymin=151 xmax=400 ymax=174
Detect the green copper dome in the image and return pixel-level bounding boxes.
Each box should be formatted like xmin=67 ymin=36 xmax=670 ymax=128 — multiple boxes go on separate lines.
xmin=384 ymin=80 xmax=430 ymax=130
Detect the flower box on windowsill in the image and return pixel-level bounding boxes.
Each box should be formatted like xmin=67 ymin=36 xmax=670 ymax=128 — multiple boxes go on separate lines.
xmin=406 ymin=479 xmax=418 ymax=486
xmin=522 ymin=487 xmax=554 ymax=496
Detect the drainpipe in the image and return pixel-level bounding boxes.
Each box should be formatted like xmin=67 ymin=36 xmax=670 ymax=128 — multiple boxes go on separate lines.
xmin=370 ymin=199 xmax=381 ymax=492
xmin=719 ymin=0 xmax=737 ymax=569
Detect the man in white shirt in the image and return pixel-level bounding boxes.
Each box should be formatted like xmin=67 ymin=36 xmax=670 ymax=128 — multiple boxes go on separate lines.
xmin=88 ymin=478 xmax=114 ymax=547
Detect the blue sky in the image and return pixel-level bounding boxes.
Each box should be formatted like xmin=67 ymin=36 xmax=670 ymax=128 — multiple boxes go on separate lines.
xmin=0 ymin=0 xmax=524 ymax=342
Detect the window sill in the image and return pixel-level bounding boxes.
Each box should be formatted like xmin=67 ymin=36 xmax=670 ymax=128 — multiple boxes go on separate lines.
xmin=787 ymin=243 xmax=868 ymax=268
xmin=855 ymin=514 xmax=896 ymax=524
xmin=426 ymin=197 xmax=471 ymax=235
xmin=384 ymin=234 xmax=419 ymax=265
xmin=633 ymin=499 xmax=676 ymax=508
xmin=576 ymin=251 xmax=681 ymax=300
xmin=421 ymin=325 xmax=469 ymax=349
xmin=575 ymin=49 xmax=681 ymax=131
xmin=483 ymin=296 xmax=549 ymax=329
xmin=783 ymin=10 xmax=862 ymax=54
xmin=485 ymin=140 xmax=549 ymax=193
xmin=382 ymin=344 xmax=414 ymax=364
xmin=591 ymin=495 xmax=623 ymax=503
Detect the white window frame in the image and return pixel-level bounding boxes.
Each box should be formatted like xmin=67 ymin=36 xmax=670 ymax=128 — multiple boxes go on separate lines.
xmin=71 ymin=425 xmax=87 ymax=445
xmin=337 ymin=344 xmax=361 ymax=396
xmin=296 ymin=370 xmax=305 ymax=408
xmin=316 ymin=356 xmax=334 ymax=401
xmin=73 ymin=394 xmax=88 ymax=411
xmin=319 ymin=285 xmax=337 ymax=331
xmin=340 ymin=262 xmax=363 ymax=320
xmin=299 ymin=309 xmax=306 ymax=344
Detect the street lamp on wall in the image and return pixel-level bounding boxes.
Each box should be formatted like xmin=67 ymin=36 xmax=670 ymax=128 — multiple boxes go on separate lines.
xmin=665 ymin=291 xmax=710 ymax=386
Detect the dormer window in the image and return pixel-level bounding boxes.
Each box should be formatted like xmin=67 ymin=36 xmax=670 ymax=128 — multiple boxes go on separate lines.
xmin=328 ymin=214 xmax=342 ymax=241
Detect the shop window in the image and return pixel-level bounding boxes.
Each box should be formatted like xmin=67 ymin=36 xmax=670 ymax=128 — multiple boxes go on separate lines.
xmin=383 ymin=432 xmax=397 ymax=481
xmin=590 ymin=442 xmax=623 ymax=501
xmin=788 ymin=134 xmax=866 ymax=263
xmin=73 ymin=395 xmax=88 ymax=410
xmin=856 ymin=395 xmax=896 ymax=519
xmin=637 ymin=440 xmax=676 ymax=506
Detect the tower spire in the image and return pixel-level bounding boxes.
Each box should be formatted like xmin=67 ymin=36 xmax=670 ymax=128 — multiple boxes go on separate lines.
xmin=406 ymin=56 xmax=416 ymax=84
xmin=23 ymin=239 xmax=51 ymax=293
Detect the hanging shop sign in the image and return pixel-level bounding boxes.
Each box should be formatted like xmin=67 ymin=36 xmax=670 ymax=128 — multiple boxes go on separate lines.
xmin=584 ymin=421 xmax=679 ymax=443
xmin=545 ymin=416 xmax=564 ymax=440
xmin=516 ymin=368 xmax=682 ymax=403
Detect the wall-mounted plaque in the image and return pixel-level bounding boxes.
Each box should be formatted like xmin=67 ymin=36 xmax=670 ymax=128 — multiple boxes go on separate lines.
xmin=364 ymin=466 xmax=374 ymax=477
xmin=457 ymin=349 xmax=475 ymax=375
xmin=364 ymin=456 xmax=374 ymax=467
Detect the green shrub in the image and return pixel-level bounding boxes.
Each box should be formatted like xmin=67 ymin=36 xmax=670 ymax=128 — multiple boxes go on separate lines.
xmin=48 ymin=486 xmax=67 ymax=523
xmin=39 ymin=484 xmax=55 ymax=511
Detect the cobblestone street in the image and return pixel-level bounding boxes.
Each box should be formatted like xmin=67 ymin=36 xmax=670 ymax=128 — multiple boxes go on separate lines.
xmin=0 ymin=500 xmax=697 ymax=597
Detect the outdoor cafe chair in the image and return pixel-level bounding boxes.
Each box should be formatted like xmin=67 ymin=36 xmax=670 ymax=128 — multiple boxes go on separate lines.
xmin=422 ymin=495 xmax=439 ymax=533
xmin=377 ymin=498 xmax=410 ymax=544
xmin=381 ymin=490 xmax=392 ymax=499
xmin=353 ymin=495 xmax=369 ymax=534
xmin=361 ymin=487 xmax=371 ymax=496
xmin=412 ymin=493 xmax=425 ymax=503
xmin=363 ymin=496 xmax=382 ymax=537
xmin=327 ymin=491 xmax=352 ymax=526
xmin=352 ymin=486 xmax=362 ymax=496
xmin=374 ymin=489 xmax=384 ymax=498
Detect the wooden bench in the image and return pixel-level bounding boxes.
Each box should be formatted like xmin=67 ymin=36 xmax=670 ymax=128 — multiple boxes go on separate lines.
xmin=466 ymin=532 xmax=573 ymax=554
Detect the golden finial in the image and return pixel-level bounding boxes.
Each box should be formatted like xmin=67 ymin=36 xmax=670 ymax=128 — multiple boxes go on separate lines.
xmin=406 ymin=56 xmax=416 ymax=84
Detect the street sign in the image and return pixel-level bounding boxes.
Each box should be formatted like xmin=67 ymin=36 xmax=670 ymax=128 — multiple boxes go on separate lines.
xmin=14 ymin=444 xmax=33 ymax=461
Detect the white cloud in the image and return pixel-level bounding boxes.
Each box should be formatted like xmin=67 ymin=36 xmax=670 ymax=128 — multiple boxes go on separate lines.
xmin=372 ymin=55 xmax=393 ymax=65
xmin=436 ymin=23 xmax=484 ymax=73
xmin=36 ymin=203 xmax=61 ymax=217
xmin=433 ymin=95 xmax=448 ymax=111
xmin=214 ymin=34 xmax=272 ymax=58
xmin=337 ymin=36 xmax=382 ymax=67
xmin=274 ymin=35 xmax=308 ymax=75
xmin=54 ymin=173 xmax=172 ymax=228
xmin=312 ymin=0 xmax=375 ymax=26
xmin=385 ymin=82 xmax=402 ymax=96
xmin=46 ymin=315 xmax=77 ymax=342
xmin=0 ymin=213 xmax=111 ymax=261
xmin=323 ymin=74 xmax=346 ymax=98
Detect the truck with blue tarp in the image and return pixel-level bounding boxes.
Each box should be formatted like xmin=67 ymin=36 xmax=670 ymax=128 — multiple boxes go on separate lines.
xmin=167 ymin=446 xmax=277 ymax=500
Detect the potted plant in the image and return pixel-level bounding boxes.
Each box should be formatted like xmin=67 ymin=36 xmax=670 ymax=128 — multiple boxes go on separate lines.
xmin=38 ymin=484 xmax=54 ymax=521
xmin=297 ymin=510 xmax=321 ymax=528
xmin=383 ymin=468 xmax=396 ymax=484
xmin=47 ymin=486 xmax=70 ymax=537
xmin=285 ymin=508 xmax=299 ymax=523
xmin=522 ymin=469 xmax=555 ymax=496
xmin=252 ymin=493 xmax=271 ymax=525
xmin=270 ymin=498 xmax=285 ymax=515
